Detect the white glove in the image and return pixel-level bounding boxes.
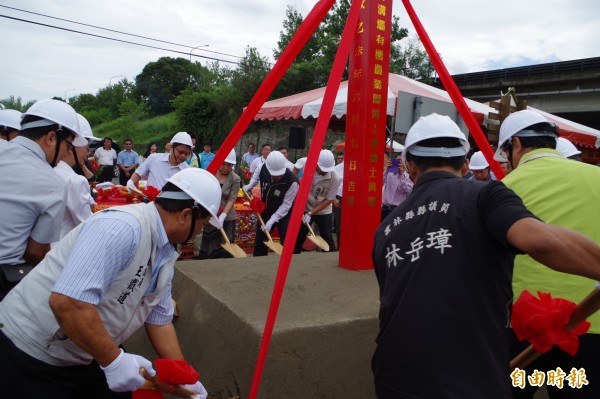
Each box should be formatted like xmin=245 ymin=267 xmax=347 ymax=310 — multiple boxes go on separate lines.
xmin=302 ymin=213 xmax=311 ymax=224
xmin=242 ymin=184 xmax=252 ymax=193
xmin=126 ymin=179 xmax=136 ymax=192
xmin=101 ymin=349 xmax=155 ymax=392
xmin=262 ymin=218 xmax=274 ymax=232
xmin=180 ymin=381 xmax=208 ymax=399
xmin=218 ymin=213 xmax=227 ymax=226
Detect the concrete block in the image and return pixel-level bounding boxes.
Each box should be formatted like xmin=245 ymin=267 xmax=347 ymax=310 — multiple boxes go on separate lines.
xmin=126 ymin=252 xmax=380 ymax=398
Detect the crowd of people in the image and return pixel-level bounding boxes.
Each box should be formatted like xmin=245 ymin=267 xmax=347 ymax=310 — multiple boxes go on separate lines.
xmin=1 ymin=98 xmax=599 ymax=399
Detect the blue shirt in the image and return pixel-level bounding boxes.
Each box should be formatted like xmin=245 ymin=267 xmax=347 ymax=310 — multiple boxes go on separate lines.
xmin=53 ymin=206 xmax=176 ymax=324
xmin=199 ymin=151 xmax=215 ymax=169
xmin=242 ymin=152 xmax=259 ymax=166
xmin=117 ymin=150 xmax=140 ymax=168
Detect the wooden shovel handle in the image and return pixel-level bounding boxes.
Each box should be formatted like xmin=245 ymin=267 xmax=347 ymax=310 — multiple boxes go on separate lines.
xmin=510 ymin=288 xmax=600 ymax=370
xmin=220 ymin=227 xmax=232 ymax=245
xmin=243 ymin=189 xmax=275 ymax=242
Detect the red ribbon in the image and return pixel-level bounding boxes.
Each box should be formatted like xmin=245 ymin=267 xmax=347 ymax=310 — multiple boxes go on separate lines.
xmin=142 ymin=186 xmax=160 ymax=202
xmin=249 ymin=197 xmax=266 ymax=214
xmin=132 ymin=359 xmax=199 ymax=399
xmin=511 ymin=290 xmax=590 ymax=355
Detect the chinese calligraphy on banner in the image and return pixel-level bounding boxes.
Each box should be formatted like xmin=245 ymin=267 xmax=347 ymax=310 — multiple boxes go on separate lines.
xmin=340 ymin=0 xmax=393 ymax=270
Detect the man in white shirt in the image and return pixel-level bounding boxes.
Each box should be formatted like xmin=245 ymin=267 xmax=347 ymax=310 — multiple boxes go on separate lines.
xmin=127 ymin=132 xmax=192 ymax=191
xmin=94 ymin=137 xmax=117 ymax=183
xmin=249 ymin=143 xmax=272 ymax=174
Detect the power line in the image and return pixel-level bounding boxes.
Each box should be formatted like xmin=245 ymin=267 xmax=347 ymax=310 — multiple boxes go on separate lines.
xmin=0 ymin=4 xmax=243 ymax=60
xmin=0 ymin=14 xmax=240 ymax=65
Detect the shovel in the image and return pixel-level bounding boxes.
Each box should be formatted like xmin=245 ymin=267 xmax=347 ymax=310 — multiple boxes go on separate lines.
xmin=220 ymin=227 xmax=247 ymax=258
xmin=304 ymin=221 xmax=330 ymax=252
xmin=128 ymin=186 xmax=150 ymax=203
xmin=139 ymin=368 xmax=196 ymax=398
xmin=243 ymin=189 xmax=283 ymax=255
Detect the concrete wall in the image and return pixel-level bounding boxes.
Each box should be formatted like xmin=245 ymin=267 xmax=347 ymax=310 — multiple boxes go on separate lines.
xmin=126 ymin=252 xmax=380 ymax=399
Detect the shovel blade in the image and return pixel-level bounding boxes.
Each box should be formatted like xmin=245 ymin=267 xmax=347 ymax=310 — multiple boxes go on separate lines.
xmin=221 ymin=243 xmax=247 ymax=258
xmin=264 ymin=240 xmax=284 ymax=255
xmin=307 ymin=234 xmax=330 ymax=252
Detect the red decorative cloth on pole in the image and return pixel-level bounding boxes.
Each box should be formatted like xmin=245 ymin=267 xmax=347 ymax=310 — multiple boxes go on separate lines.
xmin=511 ymin=290 xmax=590 ymax=355
xmin=142 ymin=186 xmax=160 ymax=202
xmin=249 ymin=196 xmax=266 ymax=214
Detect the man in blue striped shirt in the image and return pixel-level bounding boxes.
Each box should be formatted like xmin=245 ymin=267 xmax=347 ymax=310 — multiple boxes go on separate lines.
xmin=0 ymin=168 xmax=222 ymax=398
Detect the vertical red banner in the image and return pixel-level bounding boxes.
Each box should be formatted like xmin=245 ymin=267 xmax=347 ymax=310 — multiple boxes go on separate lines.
xmin=339 ymin=0 xmax=392 ymax=270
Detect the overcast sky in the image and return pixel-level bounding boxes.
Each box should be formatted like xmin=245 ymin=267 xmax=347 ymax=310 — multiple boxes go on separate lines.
xmin=1 ymin=0 xmax=598 ymax=104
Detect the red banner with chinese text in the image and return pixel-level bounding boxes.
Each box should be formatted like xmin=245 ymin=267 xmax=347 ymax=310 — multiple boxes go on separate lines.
xmin=339 ymin=0 xmax=393 ymax=270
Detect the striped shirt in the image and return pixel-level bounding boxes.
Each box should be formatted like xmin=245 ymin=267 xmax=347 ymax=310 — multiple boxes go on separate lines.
xmin=53 ymin=206 xmax=176 ymax=324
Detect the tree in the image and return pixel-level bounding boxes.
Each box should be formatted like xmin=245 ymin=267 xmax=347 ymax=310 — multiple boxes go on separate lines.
xmin=0 ymin=95 xmax=35 ymax=112
xmin=135 ymin=57 xmax=197 ymax=116
xmin=390 ymin=36 xmax=434 ymax=83
xmin=273 ymin=2 xmax=411 ymax=94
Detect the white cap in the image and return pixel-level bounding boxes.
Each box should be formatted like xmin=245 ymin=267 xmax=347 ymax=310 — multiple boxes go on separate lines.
xmin=76 ymin=114 xmax=100 ymax=141
xmin=266 ymin=150 xmax=287 ymax=176
xmin=469 ymin=151 xmax=489 ymax=170
xmin=556 ymin=137 xmax=581 ymax=158
xmin=494 ymin=110 xmax=556 ymax=161
xmin=225 ymin=148 xmax=237 ymax=165
xmin=317 ymin=149 xmax=335 ymax=172
xmin=294 ymin=157 xmax=307 ymax=171
xmin=21 ymin=99 xmax=81 ymax=138
xmin=164 ymin=168 xmax=222 ymax=228
xmin=403 ymin=114 xmax=469 ymax=163
xmin=170 ymin=132 xmax=193 ymax=148
xmin=0 ymin=109 xmax=22 ymax=131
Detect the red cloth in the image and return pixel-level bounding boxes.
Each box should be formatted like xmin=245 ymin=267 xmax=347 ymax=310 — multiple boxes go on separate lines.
xmin=133 ymin=359 xmax=199 ymax=399
xmin=142 ymin=186 xmax=160 ymax=202
xmin=511 ymin=290 xmax=590 ymax=355
xmin=249 ymin=196 xmax=266 ymax=214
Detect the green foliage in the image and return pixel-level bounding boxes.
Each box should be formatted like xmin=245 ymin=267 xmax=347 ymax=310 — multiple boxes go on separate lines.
xmin=273 ymin=2 xmax=411 ymax=92
xmin=0 ymin=95 xmax=35 ymax=112
xmin=135 ymin=57 xmax=198 ymax=116
xmin=390 ymin=36 xmax=434 ymax=82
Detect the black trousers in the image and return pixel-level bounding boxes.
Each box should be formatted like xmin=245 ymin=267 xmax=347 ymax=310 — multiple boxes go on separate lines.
xmin=508 ymin=328 xmax=600 ymax=398
xmin=381 ymin=205 xmax=397 ymax=222
xmin=118 ymin=167 xmax=135 ymax=186
xmin=333 ymin=195 xmax=342 ymax=249
xmin=298 ymin=213 xmax=336 ymax=251
xmin=253 ymin=215 xmax=303 ymax=256
xmin=97 ymin=164 xmax=115 ymax=183
xmin=0 ymin=330 xmax=131 ymax=399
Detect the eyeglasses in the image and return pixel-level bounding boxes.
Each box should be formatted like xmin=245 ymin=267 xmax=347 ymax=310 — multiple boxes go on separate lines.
xmin=64 ymin=139 xmax=74 ymax=151
xmin=174 ymin=148 xmax=192 ymax=157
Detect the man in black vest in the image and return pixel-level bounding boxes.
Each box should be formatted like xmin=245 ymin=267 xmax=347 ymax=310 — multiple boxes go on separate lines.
xmin=252 ymin=151 xmax=302 ymax=256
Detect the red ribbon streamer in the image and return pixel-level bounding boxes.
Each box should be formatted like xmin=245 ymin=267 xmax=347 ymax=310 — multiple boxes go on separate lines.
xmin=511 ymin=290 xmax=590 ymax=355
xmin=247 ymin=2 xmax=360 ymax=398
xmin=401 ymin=0 xmax=505 ymax=180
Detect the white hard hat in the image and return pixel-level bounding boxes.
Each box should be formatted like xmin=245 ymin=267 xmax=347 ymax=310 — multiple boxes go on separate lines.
xmin=317 ymin=149 xmax=335 ymax=172
xmin=556 ymin=137 xmax=581 ymax=158
xmin=494 ymin=110 xmax=556 ymax=161
xmin=21 ymin=99 xmax=80 ymax=136
xmin=225 ymin=148 xmax=237 ymax=165
xmin=76 ymin=114 xmax=100 ymax=141
xmin=170 ymin=132 xmax=193 ymax=148
xmin=294 ymin=157 xmax=307 ymax=171
xmin=403 ymin=113 xmax=469 ymax=163
xmin=0 ymin=109 xmax=22 ymax=131
xmin=266 ymin=150 xmax=287 ymax=176
xmin=469 ymin=151 xmax=489 ymax=170
xmin=165 ymin=168 xmax=222 ymax=228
